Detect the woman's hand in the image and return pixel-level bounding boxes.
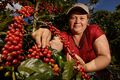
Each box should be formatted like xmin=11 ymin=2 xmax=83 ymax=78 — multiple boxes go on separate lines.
xmin=75 ymin=54 xmax=85 ymax=65
xmin=74 ymin=54 xmax=86 ymax=71
xmin=50 ymin=36 xmax=63 ymax=52
xmin=66 ymin=53 xmax=86 ymax=70
xmin=74 ymin=54 xmax=86 ymax=70
xmin=67 ymin=53 xmax=85 ymax=64
xmin=32 ymin=28 xmax=51 ymax=48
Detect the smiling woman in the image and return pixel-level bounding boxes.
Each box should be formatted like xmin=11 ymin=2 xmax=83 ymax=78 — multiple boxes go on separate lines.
xmin=0 ymin=0 xmax=113 ymax=79
xmin=32 ymin=2 xmax=111 ymax=80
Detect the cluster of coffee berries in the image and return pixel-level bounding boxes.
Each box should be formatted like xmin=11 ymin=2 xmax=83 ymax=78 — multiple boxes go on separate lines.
xmin=18 ymin=6 xmax=34 ymax=17
xmin=79 ymin=67 xmax=90 ymax=80
xmin=0 ymin=5 xmax=35 ymax=66
xmin=27 ymin=45 xmax=55 ymax=64
xmin=52 ymin=64 xmax=60 ymax=76
xmin=1 ymin=16 xmax=25 ymax=66
xmin=39 ymin=1 xmax=62 ymax=14
xmin=75 ymin=61 xmax=91 ymax=80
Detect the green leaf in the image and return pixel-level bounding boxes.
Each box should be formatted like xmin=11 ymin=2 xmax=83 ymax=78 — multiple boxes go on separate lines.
xmin=62 ymin=61 xmax=75 ymax=80
xmin=51 ymin=51 xmax=66 ymax=69
xmin=76 ymin=72 xmax=82 ymax=80
xmin=17 ymin=58 xmax=53 ymax=80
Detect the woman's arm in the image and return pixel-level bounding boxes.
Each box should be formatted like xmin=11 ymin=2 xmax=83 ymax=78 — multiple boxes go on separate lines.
xmin=84 ymin=34 xmax=111 ymax=72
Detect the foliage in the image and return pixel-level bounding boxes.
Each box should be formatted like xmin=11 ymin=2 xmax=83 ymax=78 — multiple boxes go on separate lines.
xmin=0 ymin=10 xmax=13 ymax=32
xmin=17 ymin=58 xmax=78 ymax=80
xmin=17 ymin=58 xmax=53 ymax=80
xmin=116 ymin=4 xmax=120 ymax=11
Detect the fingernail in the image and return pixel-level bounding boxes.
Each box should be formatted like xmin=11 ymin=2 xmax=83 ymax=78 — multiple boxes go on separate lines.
xmin=38 ymin=45 xmax=40 ymax=48
xmin=38 ymin=44 xmax=41 ymax=48
xmin=42 ymin=45 xmax=45 ymax=48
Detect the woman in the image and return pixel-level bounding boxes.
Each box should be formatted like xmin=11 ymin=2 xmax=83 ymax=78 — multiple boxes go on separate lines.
xmin=32 ymin=3 xmax=111 ymax=79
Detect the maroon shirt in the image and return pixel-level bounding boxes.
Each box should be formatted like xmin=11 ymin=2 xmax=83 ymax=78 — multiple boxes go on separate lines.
xmin=61 ymin=24 xmax=104 ymax=63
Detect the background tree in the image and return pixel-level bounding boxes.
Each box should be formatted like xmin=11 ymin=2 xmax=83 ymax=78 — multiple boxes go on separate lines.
xmin=116 ymin=4 xmax=120 ymax=11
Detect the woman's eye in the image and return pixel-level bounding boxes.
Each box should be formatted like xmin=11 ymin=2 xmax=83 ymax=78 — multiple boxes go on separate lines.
xmin=80 ymin=17 xmax=85 ymax=20
xmin=70 ymin=16 xmax=75 ymax=19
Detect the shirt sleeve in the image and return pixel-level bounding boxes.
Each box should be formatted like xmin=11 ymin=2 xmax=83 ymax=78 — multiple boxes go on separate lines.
xmin=88 ymin=24 xmax=105 ymax=42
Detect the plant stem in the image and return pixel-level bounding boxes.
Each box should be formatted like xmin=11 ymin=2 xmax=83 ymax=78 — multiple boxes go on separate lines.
xmin=32 ymin=1 xmax=40 ymax=32
xmin=12 ymin=67 xmax=16 ymax=80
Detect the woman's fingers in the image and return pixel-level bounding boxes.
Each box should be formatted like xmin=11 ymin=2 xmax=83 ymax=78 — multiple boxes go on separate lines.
xmin=75 ymin=54 xmax=85 ymax=65
xmin=32 ymin=29 xmax=42 ymax=47
xmin=42 ymin=29 xmax=51 ymax=48
xmin=46 ymin=33 xmax=51 ymax=46
xmin=67 ymin=53 xmax=85 ymax=65
xmin=35 ymin=34 xmax=42 ymax=48
xmin=66 ymin=53 xmax=73 ymax=61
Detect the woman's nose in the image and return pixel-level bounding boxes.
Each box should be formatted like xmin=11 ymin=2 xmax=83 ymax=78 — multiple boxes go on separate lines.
xmin=75 ymin=17 xmax=81 ymax=23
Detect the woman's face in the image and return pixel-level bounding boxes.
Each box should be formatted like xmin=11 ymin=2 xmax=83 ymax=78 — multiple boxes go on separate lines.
xmin=69 ymin=11 xmax=89 ymax=35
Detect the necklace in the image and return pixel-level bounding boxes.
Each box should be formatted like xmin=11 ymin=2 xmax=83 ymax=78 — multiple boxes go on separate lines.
xmin=72 ymin=33 xmax=85 ymax=49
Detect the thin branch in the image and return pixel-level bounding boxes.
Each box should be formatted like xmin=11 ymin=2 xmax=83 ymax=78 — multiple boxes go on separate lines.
xmin=32 ymin=1 xmax=40 ymax=32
